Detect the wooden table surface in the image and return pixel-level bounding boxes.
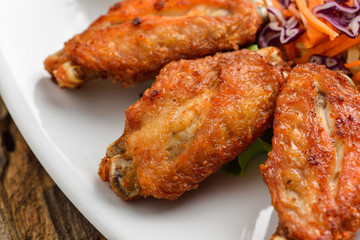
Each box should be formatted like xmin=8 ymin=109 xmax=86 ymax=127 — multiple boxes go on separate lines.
xmin=0 ymin=97 xmax=106 ymax=240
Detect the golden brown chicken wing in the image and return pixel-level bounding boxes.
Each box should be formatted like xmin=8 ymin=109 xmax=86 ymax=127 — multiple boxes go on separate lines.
xmin=98 ymin=47 xmax=287 ymax=201
xmin=44 ymin=0 xmax=261 ymax=89
xmin=261 ymin=64 xmax=360 ymax=240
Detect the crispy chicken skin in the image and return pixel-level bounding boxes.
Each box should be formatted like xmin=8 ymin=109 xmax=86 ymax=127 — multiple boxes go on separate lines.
xmin=98 ymin=48 xmax=286 ymax=200
xmin=261 ymin=64 xmax=360 ymax=240
xmin=44 ymin=0 xmax=261 ymax=89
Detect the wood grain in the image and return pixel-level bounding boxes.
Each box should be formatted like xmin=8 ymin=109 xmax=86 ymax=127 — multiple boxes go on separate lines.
xmin=0 ymin=97 xmax=106 ymax=240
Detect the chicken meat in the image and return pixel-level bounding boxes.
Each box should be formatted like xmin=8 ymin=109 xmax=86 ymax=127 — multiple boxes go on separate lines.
xmin=261 ymin=64 xmax=360 ymax=240
xmin=44 ymin=0 xmax=261 ymax=89
xmin=98 ymin=47 xmax=287 ymax=200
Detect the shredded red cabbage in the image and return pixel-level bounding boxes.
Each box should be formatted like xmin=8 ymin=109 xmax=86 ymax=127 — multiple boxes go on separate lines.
xmin=309 ymin=54 xmax=351 ymax=74
xmin=259 ymin=7 xmax=305 ymax=48
xmin=313 ymin=0 xmax=360 ymax=38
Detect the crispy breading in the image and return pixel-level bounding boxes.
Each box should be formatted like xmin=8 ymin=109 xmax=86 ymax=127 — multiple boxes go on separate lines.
xmin=261 ymin=64 xmax=360 ymax=240
xmin=44 ymin=0 xmax=261 ymax=88
xmin=98 ymin=48 xmax=286 ymax=200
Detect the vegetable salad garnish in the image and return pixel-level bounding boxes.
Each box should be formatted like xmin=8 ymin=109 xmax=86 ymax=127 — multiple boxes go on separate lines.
xmin=261 ymin=0 xmax=360 ymax=83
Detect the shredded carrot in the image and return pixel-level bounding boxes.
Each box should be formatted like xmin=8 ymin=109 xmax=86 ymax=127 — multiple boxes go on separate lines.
xmin=299 ymin=34 xmax=314 ymax=49
xmin=285 ymin=42 xmax=297 ymax=59
xmin=287 ymin=3 xmax=301 ymax=19
xmin=345 ymin=60 xmax=360 ymax=69
xmin=324 ymin=35 xmax=360 ymax=57
xmin=270 ymin=0 xmax=283 ymax=10
xmin=306 ymin=25 xmax=328 ymax=46
xmin=305 ymin=0 xmax=327 ymax=46
xmin=295 ymin=34 xmax=349 ymax=63
xmin=309 ymin=0 xmax=324 ymax=7
xmin=282 ymin=9 xmax=294 ymax=18
xmin=352 ymin=70 xmax=360 ymax=83
xmin=295 ymin=0 xmax=339 ymax=40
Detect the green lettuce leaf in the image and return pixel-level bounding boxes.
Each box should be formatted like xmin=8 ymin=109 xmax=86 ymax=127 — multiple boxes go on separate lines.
xmin=221 ymin=138 xmax=272 ymax=176
xmin=246 ymin=44 xmax=259 ymax=51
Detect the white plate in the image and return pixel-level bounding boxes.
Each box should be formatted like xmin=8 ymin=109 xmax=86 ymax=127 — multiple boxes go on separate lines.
xmin=0 ymin=1 xmax=279 ymax=239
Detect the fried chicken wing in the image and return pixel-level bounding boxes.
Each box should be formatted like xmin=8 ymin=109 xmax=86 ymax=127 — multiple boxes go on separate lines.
xmin=44 ymin=0 xmax=261 ymax=89
xmin=98 ymin=47 xmax=287 ymax=200
xmin=261 ymin=64 xmax=360 ymax=240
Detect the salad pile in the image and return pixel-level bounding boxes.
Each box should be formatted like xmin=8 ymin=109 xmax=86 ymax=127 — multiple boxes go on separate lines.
xmin=261 ymin=0 xmax=360 ymax=79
